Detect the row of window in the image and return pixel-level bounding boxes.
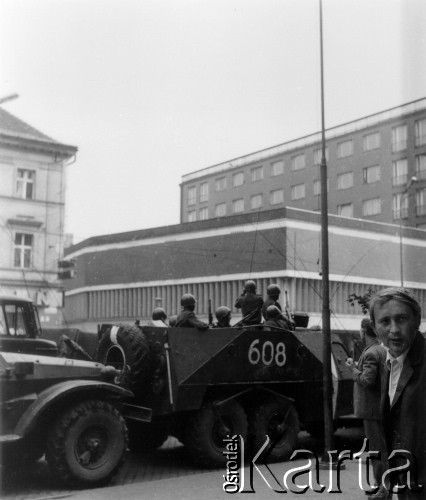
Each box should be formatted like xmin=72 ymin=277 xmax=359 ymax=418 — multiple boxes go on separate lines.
xmin=187 ymin=154 xmax=426 ymax=207
xmin=186 ymin=120 xmax=426 ymax=206
xmin=187 ymin=187 xmax=426 ymax=221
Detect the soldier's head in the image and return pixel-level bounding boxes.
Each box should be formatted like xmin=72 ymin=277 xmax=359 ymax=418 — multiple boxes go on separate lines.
xmin=152 ymin=307 xmax=167 ymax=322
xmin=243 ymin=280 xmax=257 ymax=294
xmin=168 ymin=314 xmax=177 ymax=327
xmin=181 ymin=293 xmax=196 ymax=311
xmin=266 ymin=284 xmax=281 ymax=300
xmin=266 ymin=305 xmax=281 ymax=320
xmin=215 ymin=306 xmax=231 ymax=327
xmin=369 ymin=287 xmax=421 ymax=357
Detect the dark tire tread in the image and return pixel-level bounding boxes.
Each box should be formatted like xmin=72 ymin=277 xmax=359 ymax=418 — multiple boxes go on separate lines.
xmin=45 ymin=399 xmax=127 ymax=488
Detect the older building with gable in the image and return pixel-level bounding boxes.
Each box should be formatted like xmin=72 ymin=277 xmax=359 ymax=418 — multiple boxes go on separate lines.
xmin=0 ymin=107 xmax=77 ymax=325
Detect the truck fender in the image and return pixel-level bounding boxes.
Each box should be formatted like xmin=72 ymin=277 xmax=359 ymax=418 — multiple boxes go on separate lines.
xmin=14 ymin=380 xmax=133 ymax=438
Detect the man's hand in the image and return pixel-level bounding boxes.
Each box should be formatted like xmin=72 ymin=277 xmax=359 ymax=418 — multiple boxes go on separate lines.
xmin=345 ymin=357 xmax=358 ymax=369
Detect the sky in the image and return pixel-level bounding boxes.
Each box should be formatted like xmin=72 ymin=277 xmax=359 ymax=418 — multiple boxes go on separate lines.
xmin=1 ymin=0 xmax=426 ymax=244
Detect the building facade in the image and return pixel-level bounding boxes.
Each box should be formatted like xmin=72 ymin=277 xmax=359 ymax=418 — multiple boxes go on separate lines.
xmin=64 ymin=207 xmax=426 ymax=332
xmin=180 ymin=98 xmax=426 ymax=229
xmin=0 ymin=107 xmax=77 ymax=325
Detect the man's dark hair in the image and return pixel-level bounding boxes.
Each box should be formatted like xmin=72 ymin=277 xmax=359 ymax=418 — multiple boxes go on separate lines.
xmin=360 ymin=317 xmax=376 ymax=337
xmin=369 ymin=287 xmax=422 ymax=326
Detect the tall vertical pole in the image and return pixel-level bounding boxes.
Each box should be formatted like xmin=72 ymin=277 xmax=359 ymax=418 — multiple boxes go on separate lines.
xmin=319 ymin=0 xmax=334 ymax=455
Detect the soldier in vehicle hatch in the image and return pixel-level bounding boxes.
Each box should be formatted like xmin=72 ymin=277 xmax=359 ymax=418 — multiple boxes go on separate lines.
xmin=175 ymin=294 xmax=209 ymax=329
xmin=234 ymin=280 xmax=263 ymax=325
xmin=214 ymin=306 xmax=232 ymax=328
xmin=262 ymin=284 xmax=282 ymax=320
xmin=150 ymin=307 xmax=168 ymax=326
xmin=263 ymin=305 xmax=293 ymax=330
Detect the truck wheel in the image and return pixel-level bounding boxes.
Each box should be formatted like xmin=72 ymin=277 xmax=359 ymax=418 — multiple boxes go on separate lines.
xmin=46 ymin=400 xmax=127 ymax=488
xmin=127 ymin=422 xmax=168 ymax=452
xmin=96 ymin=324 xmax=151 ymax=395
xmin=184 ymin=400 xmax=247 ymax=468
xmin=249 ymin=398 xmax=299 ymax=462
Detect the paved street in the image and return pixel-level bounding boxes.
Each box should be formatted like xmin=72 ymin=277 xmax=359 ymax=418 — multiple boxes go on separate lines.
xmin=0 ymin=429 xmax=368 ymax=500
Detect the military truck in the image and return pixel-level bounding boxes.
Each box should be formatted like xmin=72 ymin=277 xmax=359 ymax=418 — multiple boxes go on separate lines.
xmin=95 ymin=321 xmax=360 ymax=467
xmin=0 ymin=349 xmax=144 ymax=487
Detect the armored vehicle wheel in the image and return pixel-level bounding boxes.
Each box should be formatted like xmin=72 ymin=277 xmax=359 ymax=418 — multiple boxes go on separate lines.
xmin=96 ymin=324 xmax=151 ymax=395
xmin=249 ymin=398 xmax=299 ymax=462
xmin=127 ymin=421 xmax=168 ymax=452
xmin=184 ymin=399 xmax=247 ymax=468
xmin=45 ymin=400 xmax=127 ymax=488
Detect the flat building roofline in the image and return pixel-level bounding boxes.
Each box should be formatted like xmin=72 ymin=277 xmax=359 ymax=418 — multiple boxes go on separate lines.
xmin=182 ymin=97 xmax=426 ymax=183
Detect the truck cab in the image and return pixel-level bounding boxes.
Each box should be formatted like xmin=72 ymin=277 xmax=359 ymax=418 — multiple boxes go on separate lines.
xmin=0 ymin=296 xmax=58 ymax=356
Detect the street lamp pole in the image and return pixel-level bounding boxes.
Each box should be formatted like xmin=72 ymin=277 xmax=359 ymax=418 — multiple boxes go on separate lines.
xmin=399 ymin=176 xmax=417 ymax=287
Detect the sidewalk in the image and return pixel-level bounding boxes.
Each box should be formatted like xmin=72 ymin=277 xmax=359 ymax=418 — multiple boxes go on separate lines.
xmin=72 ymin=459 xmax=368 ymax=500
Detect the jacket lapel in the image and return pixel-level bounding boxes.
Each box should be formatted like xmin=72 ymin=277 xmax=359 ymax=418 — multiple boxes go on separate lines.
xmin=390 ymin=332 xmax=424 ymax=409
xmin=390 ymin=361 xmax=413 ymax=409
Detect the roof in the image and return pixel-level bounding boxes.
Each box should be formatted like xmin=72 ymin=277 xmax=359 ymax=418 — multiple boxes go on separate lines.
xmin=65 ymin=206 xmax=426 ymax=258
xmin=0 ymin=107 xmax=55 ymax=142
xmin=182 ymin=97 xmax=426 ymax=183
xmin=0 ymin=107 xmax=77 ymax=157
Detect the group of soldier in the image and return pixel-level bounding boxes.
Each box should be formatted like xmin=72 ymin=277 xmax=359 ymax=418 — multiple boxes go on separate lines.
xmin=149 ymin=279 xmax=295 ymax=330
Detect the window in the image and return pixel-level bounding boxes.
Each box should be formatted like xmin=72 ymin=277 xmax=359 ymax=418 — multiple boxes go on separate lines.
xmin=392 ymin=158 xmax=408 ymax=186
xmin=392 ymin=193 xmax=409 ymax=220
xmin=313 ymin=179 xmax=328 ymax=195
xmin=415 ymin=119 xmax=426 ymax=147
xmin=313 ymin=147 xmax=329 ymax=165
xmin=337 ymin=203 xmax=354 ymax=218
xmin=362 ymin=198 xmax=381 ymax=216
xmin=337 ymin=140 xmax=353 ymax=158
xmin=291 ymin=183 xmax=305 ymax=200
xmin=363 ymin=165 xmax=381 ymax=184
xmin=215 ymin=177 xmax=227 ymax=191
xmin=313 ymin=179 xmax=321 ymax=196
xmin=363 ymin=132 xmax=381 ymax=151
xmin=392 ymin=124 xmax=407 ymax=152
xmin=416 ymin=154 xmax=426 ymax=180
xmin=214 ymin=203 xmax=226 ymax=217
xmin=416 ymin=188 xmax=426 ymax=216
xmin=337 ymin=172 xmax=353 ymax=190
xmin=291 ymin=154 xmax=306 ymax=171
xmin=251 ymin=166 xmax=264 ymax=182
xmin=14 ymin=233 xmax=33 ymax=268
xmin=199 ymin=207 xmax=209 ymax=220
xmin=199 ymin=182 xmax=209 ymax=202
xmin=187 ymin=211 xmax=196 ymax=222
xmin=232 ymin=198 xmax=244 ymax=213
xmin=187 ymin=186 xmax=196 ymax=205
xmin=4 ymin=304 xmax=28 ymax=337
xmin=232 ymin=172 xmax=244 ymax=187
xmin=270 ymin=160 xmax=284 ymax=176
xmin=250 ymin=194 xmax=263 ymax=209
xmin=270 ymin=189 xmax=284 ymax=205
xmin=16 ymin=169 xmax=35 ymax=200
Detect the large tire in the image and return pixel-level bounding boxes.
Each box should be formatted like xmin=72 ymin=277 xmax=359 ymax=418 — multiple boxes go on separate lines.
xmin=45 ymin=400 xmax=128 ymax=488
xmin=96 ymin=324 xmax=151 ymax=395
xmin=249 ymin=398 xmax=299 ymax=462
xmin=127 ymin=421 xmax=168 ymax=453
xmin=184 ymin=399 xmax=248 ymax=468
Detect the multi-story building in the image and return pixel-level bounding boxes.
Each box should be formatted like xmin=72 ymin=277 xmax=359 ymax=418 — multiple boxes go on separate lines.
xmin=180 ymin=98 xmax=426 ymax=228
xmin=0 ymin=107 xmax=77 ymax=325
